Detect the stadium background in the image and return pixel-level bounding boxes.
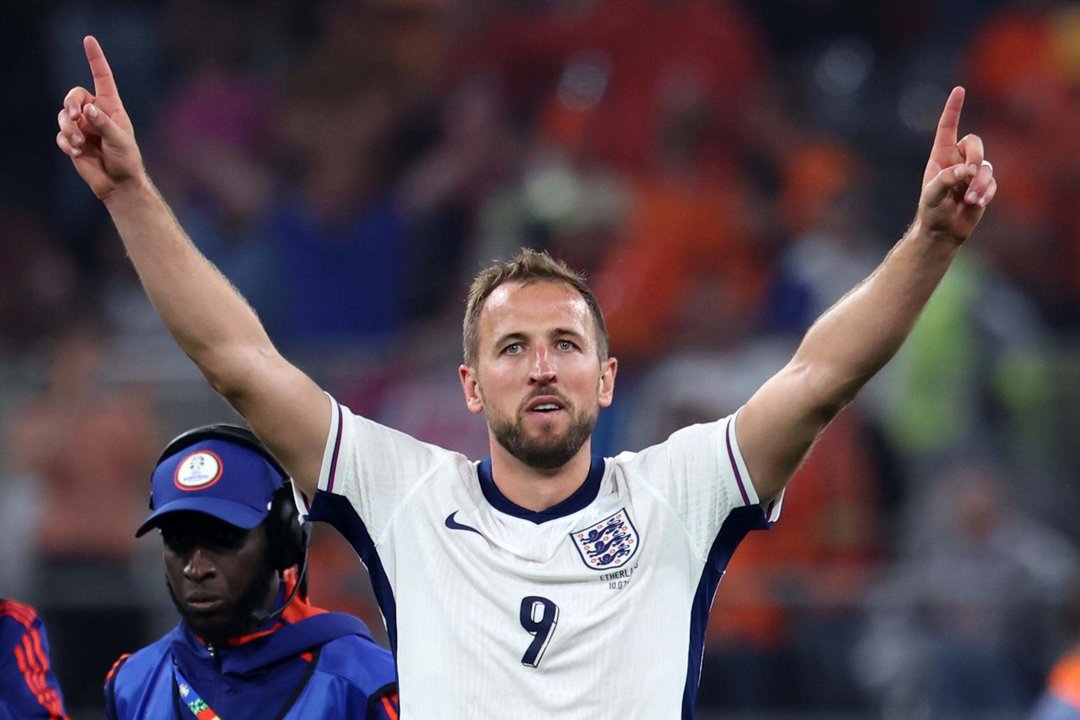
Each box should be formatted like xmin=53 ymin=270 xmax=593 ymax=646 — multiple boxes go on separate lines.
xmin=3 ymin=1 xmax=1080 ymax=718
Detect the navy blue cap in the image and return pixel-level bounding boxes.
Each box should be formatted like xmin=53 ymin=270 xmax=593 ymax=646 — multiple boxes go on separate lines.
xmin=136 ymin=437 xmax=286 ymax=537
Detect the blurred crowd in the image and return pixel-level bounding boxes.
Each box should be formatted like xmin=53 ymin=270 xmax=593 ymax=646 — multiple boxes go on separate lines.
xmin=3 ymin=0 xmax=1080 ymax=717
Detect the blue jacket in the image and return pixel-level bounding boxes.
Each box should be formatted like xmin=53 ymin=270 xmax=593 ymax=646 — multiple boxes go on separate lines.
xmin=0 ymin=598 xmax=68 ymax=719
xmin=104 ymin=604 xmax=398 ymax=720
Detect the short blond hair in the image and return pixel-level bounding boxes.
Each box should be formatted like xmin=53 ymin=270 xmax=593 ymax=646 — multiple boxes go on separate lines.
xmin=462 ymin=248 xmax=609 ymax=365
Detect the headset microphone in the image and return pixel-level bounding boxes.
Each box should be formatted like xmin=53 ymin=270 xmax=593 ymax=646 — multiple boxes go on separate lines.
xmin=250 ymin=523 xmax=313 ymax=627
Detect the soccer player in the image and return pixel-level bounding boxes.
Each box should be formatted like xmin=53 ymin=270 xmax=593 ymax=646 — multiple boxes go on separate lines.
xmin=0 ymin=598 xmax=68 ymax=719
xmin=104 ymin=424 xmax=398 ymax=719
xmin=57 ymin=35 xmax=996 ymax=718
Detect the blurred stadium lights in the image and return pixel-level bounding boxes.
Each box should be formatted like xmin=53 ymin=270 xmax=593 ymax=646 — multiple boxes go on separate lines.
xmin=815 ymin=37 xmax=874 ymax=97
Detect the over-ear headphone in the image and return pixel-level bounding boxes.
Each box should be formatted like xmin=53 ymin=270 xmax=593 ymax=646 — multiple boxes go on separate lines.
xmin=154 ymin=423 xmax=311 ymax=573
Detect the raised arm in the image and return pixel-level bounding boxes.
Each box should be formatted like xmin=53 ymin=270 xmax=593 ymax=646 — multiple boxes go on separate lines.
xmin=55 ymin=36 xmax=327 ymax=496
xmin=737 ymin=87 xmax=997 ymax=504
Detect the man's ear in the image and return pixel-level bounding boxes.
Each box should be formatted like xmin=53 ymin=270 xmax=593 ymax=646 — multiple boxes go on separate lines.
xmin=460 ymin=364 xmax=484 ymax=414
xmin=598 ymin=357 xmax=617 ymax=408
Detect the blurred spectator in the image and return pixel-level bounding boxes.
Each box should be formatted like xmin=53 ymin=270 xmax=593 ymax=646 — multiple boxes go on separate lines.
xmin=398 ymin=75 xmax=521 ymax=318
xmin=856 ymin=462 xmax=1078 ymax=716
xmin=266 ymin=3 xmax=416 ymax=348
xmin=5 ymin=322 xmax=161 ymax=711
xmin=1026 ymin=572 xmax=1080 ymax=720
xmin=0 ymin=211 xmax=81 ymax=354
xmin=592 ymin=163 xmax=771 ymax=363
xmin=464 ymin=140 xmax=627 ymax=293
xmin=148 ymin=1 xmax=285 ymax=335
xmin=878 ymin=248 xmax=1058 ymax=518
xmin=705 ymin=409 xmax=883 ymax=711
xmin=961 ymin=1 xmax=1080 ymax=324
xmin=459 ymin=0 xmax=767 ymax=173
xmin=765 ymin=140 xmax=884 ymax=335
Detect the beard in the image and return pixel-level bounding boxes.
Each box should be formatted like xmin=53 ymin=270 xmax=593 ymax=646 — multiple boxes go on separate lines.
xmin=166 ymin=560 xmax=277 ymax=646
xmin=488 ymin=398 xmax=598 ymax=471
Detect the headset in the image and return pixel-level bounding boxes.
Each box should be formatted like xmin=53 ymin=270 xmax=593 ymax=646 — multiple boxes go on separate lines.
xmin=154 ymin=423 xmax=312 ymax=622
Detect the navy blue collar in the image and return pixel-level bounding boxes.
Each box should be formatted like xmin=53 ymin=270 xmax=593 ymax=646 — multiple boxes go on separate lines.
xmin=477 ymin=456 xmax=606 ymax=524
xmin=175 ymin=609 xmax=372 ymax=675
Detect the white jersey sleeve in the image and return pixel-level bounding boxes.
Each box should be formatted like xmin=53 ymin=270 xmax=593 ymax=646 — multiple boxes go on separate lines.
xmin=298 ymin=393 xmax=461 ymax=542
xmin=618 ymin=410 xmax=782 ymax=559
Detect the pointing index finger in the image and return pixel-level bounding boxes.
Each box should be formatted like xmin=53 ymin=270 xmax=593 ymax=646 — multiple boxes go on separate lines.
xmin=932 ymin=86 xmax=965 ymax=153
xmin=83 ymin=35 xmax=120 ymax=105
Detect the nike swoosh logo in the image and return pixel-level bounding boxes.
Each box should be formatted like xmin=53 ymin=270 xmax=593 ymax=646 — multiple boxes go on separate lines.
xmin=445 ymin=511 xmax=482 ymax=535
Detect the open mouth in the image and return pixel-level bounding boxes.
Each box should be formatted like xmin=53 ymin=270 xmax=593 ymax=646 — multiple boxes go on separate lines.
xmin=524 ymin=396 xmax=566 ymax=414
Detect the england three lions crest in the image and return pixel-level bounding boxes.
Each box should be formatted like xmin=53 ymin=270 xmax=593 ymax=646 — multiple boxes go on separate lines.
xmin=571 ymin=508 xmax=639 ymax=570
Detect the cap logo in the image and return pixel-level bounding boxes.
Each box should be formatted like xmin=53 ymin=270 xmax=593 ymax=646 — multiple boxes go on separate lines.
xmin=173 ymin=450 xmax=224 ymax=491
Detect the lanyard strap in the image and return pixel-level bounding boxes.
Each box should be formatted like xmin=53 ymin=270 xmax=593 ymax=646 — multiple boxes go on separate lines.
xmin=173 ymin=662 xmax=222 ymax=720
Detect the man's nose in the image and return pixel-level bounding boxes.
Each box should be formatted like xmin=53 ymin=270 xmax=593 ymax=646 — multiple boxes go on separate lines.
xmin=184 ymin=547 xmax=216 ymax=581
xmin=529 ymin=347 xmax=556 ymax=383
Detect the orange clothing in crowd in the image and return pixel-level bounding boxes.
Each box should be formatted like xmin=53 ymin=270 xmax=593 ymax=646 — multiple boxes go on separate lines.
xmin=594 ymin=172 xmax=769 ymax=362
xmin=6 ymin=328 xmax=159 ymax=561
xmin=11 ymin=392 xmax=159 ymax=560
xmin=708 ymin=410 xmax=882 ymax=650
xmin=1046 ymin=653 xmax=1080 ymax=710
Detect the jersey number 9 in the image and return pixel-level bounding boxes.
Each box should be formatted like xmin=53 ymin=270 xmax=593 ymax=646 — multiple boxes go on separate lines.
xmin=519 ymin=596 xmax=559 ymax=668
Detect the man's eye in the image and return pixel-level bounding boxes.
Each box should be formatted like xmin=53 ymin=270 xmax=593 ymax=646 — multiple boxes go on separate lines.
xmin=161 ymin=531 xmax=193 ymax=554
xmin=556 ymin=340 xmax=576 ymax=351
xmin=503 ymin=342 xmax=523 ymax=354
xmin=212 ymin=528 xmax=246 ymax=550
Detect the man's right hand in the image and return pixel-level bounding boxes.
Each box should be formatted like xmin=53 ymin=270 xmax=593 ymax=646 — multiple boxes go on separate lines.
xmin=55 ymin=35 xmax=144 ymax=200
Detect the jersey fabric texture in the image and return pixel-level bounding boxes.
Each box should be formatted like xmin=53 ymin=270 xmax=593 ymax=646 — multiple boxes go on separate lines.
xmin=0 ymin=599 xmax=68 ymax=720
xmin=103 ymin=591 xmax=398 ymax=720
xmin=296 ymin=395 xmax=782 ymax=719
xmin=1028 ymin=652 xmax=1080 ymax=720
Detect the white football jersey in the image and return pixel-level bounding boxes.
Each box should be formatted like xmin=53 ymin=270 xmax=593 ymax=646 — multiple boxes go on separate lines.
xmin=296 ymin=395 xmax=781 ymax=719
